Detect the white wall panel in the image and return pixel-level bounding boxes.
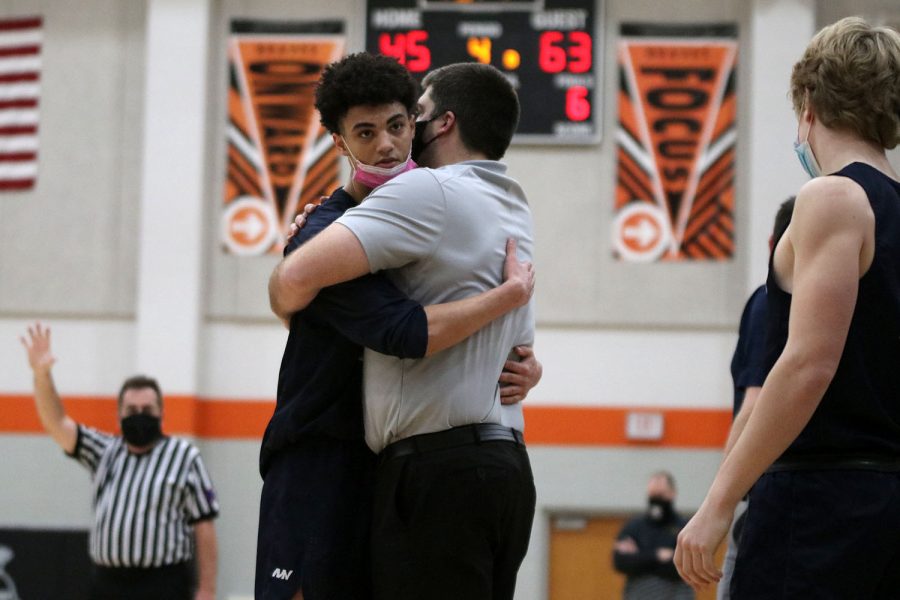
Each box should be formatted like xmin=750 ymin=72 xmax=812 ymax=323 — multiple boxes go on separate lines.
xmin=135 ymin=0 xmax=211 ymax=394
xmin=0 ymin=317 xmax=134 ymax=394
xmin=0 ymin=436 xmax=93 ymax=527
xmin=0 ymin=0 xmax=145 ymax=317
xmin=531 ymin=327 xmax=736 ymax=408
xmin=200 ymin=321 xmax=285 ymax=398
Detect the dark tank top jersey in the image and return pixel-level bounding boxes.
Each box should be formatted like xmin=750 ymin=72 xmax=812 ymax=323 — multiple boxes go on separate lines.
xmin=765 ymin=162 xmax=900 ymax=459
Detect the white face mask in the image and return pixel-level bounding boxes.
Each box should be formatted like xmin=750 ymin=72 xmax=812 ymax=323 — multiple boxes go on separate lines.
xmin=341 ymin=138 xmax=416 ymax=189
xmin=793 ymin=117 xmax=822 ymax=179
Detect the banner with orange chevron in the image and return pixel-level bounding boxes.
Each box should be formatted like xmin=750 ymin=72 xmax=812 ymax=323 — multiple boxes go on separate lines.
xmin=222 ymin=20 xmax=345 ymax=256
xmin=613 ymin=23 xmax=737 ymax=262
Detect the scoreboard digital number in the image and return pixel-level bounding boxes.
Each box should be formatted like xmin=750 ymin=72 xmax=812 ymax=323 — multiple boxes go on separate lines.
xmin=365 ymin=0 xmax=600 ymax=144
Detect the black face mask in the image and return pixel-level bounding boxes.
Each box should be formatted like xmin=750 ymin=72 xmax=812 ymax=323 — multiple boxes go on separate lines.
xmin=411 ymin=116 xmax=440 ymax=163
xmin=121 ymin=413 xmax=162 ymax=448
xmin=647 ymin=496 xmax=674 ymax=523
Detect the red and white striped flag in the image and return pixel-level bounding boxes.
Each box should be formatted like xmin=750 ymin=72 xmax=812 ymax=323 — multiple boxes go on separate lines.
xmin=0 ymin=16 xmax=41 ymax=191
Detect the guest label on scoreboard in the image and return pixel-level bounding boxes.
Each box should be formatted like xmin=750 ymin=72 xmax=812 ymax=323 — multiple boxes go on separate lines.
xmin=366 ymin=0 xmax=601 ymax=144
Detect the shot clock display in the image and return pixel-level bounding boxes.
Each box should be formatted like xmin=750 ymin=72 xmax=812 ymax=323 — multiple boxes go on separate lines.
xmin=365 ymin=0 xmax=600 ymax=143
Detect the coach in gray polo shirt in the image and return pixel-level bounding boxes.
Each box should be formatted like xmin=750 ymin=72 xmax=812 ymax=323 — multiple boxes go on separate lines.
xmin=269 ymin=62 xmax=535 ymax=600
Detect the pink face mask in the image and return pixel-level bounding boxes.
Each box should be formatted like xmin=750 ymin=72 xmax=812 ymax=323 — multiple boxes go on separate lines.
xmin=342 ymin=140 xmax=417 ymax=189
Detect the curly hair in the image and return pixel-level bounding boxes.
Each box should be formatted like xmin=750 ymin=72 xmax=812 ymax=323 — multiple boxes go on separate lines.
xmin=790 ymin=16 xmax=900 ymax=149
xmin=315 ymin=53 xmax=420 ymax=135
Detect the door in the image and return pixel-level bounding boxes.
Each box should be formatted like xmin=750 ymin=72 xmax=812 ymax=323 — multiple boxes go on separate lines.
xmin=549 ymin=514 xmax=723 ymax=600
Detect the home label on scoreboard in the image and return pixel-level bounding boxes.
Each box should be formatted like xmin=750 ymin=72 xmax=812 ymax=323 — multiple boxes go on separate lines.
xmin=365 ymin=0 xmax=601 ymax=144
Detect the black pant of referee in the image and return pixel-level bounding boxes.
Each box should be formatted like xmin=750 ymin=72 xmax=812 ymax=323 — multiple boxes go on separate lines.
xmin=371 ymin=423 xmax=536 ymax=600
xmin=89 ymin=562 xmax=194 ymax=600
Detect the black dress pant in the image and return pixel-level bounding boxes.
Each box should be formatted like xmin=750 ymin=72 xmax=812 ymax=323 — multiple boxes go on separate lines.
xmin=89 ymin=562 xmax=193 ymax=600
xmin=371 ymin=439 xmax=535 ymax=600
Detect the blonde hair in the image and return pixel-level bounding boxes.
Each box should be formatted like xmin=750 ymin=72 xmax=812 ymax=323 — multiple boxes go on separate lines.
xmin=790 ymin=16 xmax=900 ymax=149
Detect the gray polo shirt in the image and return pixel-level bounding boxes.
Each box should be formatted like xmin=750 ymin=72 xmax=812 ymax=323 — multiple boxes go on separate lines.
xmin=336 ymin=160 xmax=535 ymax=453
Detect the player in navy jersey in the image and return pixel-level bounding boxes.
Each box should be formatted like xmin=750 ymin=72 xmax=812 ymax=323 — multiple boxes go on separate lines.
xmin=257 ymin=53 xmax=541 ymax=600
xmin=268 ymin=57 xmax=539 ymax=600
xmin=716 ymin=197 xmax=793 ymax=600
xmin=676 ymin=17 xmax=900 ymax=598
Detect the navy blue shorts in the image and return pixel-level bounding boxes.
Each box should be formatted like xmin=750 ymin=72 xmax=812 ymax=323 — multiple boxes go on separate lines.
xmin=255 ymin=436 xmax=377 ymax=600
xmin=731 ymin=470 xmax=900 ymax=599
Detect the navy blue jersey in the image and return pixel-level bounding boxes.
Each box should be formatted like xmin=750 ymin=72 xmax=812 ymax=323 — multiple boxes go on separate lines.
xmin=765 ymin=162 xmax=900 ymax=459
xmin=730 ymin=285 xmax=768 ymax=417
xmin=260 ymin=188 xmax=428 ymax=475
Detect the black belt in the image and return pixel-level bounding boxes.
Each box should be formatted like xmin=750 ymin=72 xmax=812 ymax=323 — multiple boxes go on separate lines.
xmin=766 ymin=455 xmax=900 ymax=473
xmin=380 ymin=423 xmax=525 ymax=462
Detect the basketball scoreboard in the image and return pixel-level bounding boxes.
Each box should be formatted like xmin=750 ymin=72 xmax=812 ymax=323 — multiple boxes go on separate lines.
xmin=365 ymin=0 xmax=600 ymax=144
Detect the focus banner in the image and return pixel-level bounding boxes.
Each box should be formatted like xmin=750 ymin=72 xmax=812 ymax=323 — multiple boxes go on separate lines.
xmin=222 ymin=20 xmax=345 ymax=256
xmin=613 ymin=23 xmax=737 ymax=262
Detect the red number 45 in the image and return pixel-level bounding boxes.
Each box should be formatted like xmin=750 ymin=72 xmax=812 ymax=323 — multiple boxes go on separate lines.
xmin=378 ymin=31 xmax=431 ymax=72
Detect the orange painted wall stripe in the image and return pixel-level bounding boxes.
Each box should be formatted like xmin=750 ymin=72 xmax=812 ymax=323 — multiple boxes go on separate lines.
xmin=523 ymin=406 xmax=730 ymax=447
xmin=0 ymin=394 xmax=729 ymax=448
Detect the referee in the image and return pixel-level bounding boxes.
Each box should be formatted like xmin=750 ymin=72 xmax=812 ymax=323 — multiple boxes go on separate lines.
xmin=21 ymin=323 xmax=219 ymax=600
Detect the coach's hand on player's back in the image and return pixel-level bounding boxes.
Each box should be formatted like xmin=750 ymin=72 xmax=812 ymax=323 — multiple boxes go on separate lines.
xmin=286 ymin=201 xmax=321 ymax=241
xmin=502 ymin=238 xmax=535 ymax=307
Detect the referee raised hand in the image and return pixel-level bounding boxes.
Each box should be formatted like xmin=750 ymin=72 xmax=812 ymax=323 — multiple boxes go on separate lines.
xmin=22 ymin=322 xmax=220 ymax=600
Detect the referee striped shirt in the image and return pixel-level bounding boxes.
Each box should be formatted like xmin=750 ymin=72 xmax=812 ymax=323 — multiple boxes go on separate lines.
xmin=69 ymin=424 xmax=219 ymax=568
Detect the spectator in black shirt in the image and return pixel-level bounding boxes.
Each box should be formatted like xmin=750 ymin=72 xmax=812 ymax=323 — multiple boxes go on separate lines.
xmin=613 ymin=471 xmax=693 ymax=600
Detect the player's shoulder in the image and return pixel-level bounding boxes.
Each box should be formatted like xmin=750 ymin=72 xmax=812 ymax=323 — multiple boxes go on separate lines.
xmin=795 ymin=172 xmax=872 ymax=230
xmin=426 ymin=161 xmax=495 ymax=184
xmin=797 ymin=167 xmax=870 ymax=209
xmin=360 ymin=168 xmax=445 ymax=209
xmin=386 ymin=165 xmax=444 ymax=189
xmin=748 ymin=284 xmax=767 ymax=308
xmin=740 ymin=284 xmax=767 ymax=323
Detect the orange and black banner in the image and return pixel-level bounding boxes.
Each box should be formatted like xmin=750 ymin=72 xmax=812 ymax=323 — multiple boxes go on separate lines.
xmin=613 ymin=23 xmax=737 ymax=262
xmin=222 ymin=20 xmax=345 ymax=256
